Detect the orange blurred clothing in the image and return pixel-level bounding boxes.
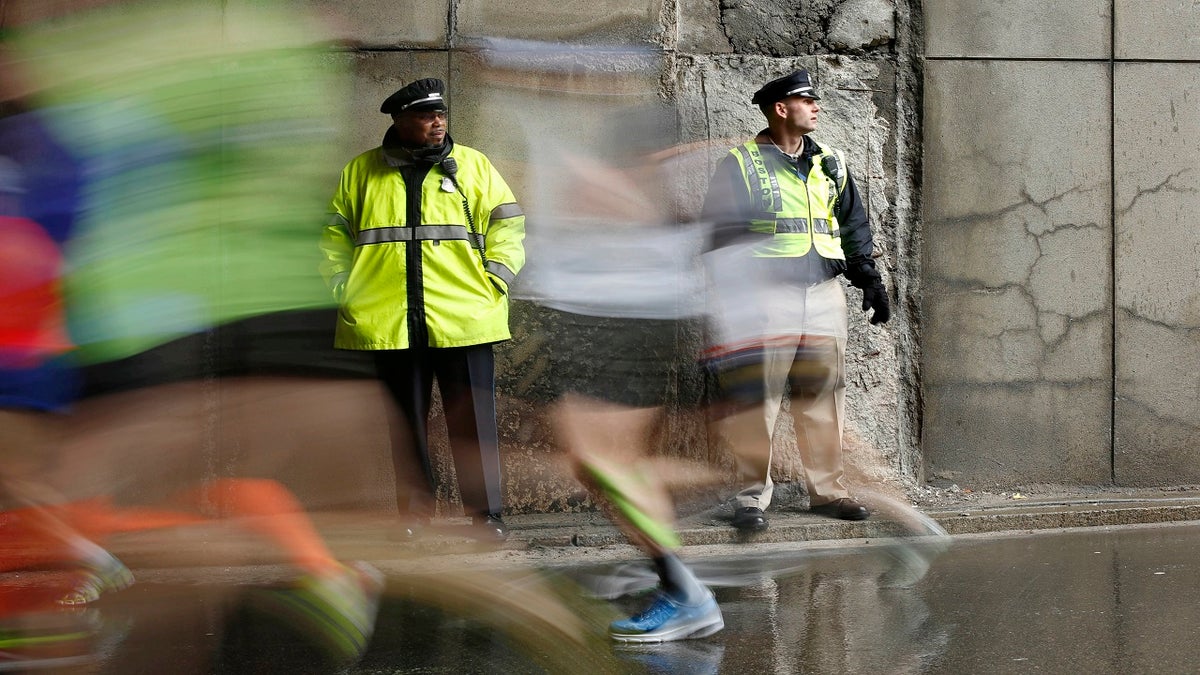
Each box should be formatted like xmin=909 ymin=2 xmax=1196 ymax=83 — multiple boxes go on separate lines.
xmin=0 ymin=215 xmax=71 ymax=368
xmin=0 ymin=479 xmax=338 ymax=579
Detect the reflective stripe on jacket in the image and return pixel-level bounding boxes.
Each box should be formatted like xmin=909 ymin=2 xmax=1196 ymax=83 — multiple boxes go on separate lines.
xmin=320 ymin=143 xmax=525 ymax=350
xmin=730 ymin=141 xmax=847 ymax=259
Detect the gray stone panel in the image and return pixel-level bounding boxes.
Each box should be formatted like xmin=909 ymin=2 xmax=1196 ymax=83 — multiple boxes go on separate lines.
xmin=923 ymin=60 xmax=1112 ymax=483
xmin=1114 ymin=63 xmax=1200 ymax=330
xmin=925 ymin=383 xmax=1111 ymax=485
xmin=1114 ymin=319 xmax=1200 ymax=486
xmin=1114 ymin=62 xmax=1200 ymax=484
xmin=456 ymin=0 xmax=663 ymax=44
xmin=308 ymin=0 xmax=449 ymax=47
xmin=1116 ymin=1 xmax=1200 ymax=60
xmin=924 ymin=0 xmax=1110 ymax=59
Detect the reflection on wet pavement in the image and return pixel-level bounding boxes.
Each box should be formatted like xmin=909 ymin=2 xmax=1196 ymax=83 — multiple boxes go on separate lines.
xmin=27 ymin=521 xmax=1200 ymax=673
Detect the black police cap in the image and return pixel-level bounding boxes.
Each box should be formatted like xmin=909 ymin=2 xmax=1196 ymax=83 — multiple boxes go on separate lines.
xmin=380 ymin=78 xmax=447 ymax=114
xmin=751 ymin=69 xmax=821 ymax=105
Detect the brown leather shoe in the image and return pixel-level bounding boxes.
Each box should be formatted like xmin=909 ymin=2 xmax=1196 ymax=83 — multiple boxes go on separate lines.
xmin=810 ymin=498 xmax=869 ymax=521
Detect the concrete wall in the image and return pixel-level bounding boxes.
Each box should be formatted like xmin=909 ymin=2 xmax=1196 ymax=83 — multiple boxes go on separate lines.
xmin=33 ymin=0 xmax=1194 ymax=502
xmin=922 ymin=2 xmax=1200 ymax=487
xmin=296 ymin=0 xmax=921 ymax=512
xmin=36 ymin=0 xmax=1193 ymax=510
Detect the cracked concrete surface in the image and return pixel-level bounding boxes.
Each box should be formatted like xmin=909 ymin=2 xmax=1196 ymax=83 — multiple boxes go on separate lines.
xmin=1112 ymin=61 xmax=1200 ymax=484
xmin=922 ymin=56 xmax=1116 ymax=485
xmin=923 ymin=4 xmax=1200 ymax=489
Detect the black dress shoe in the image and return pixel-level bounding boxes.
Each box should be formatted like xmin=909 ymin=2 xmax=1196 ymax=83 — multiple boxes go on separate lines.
xmin=471 ymin=513 xmax=509 ymax=542
xmin=731 ymin=506 xmax=769 ymax=532
xmin=810 ymin=498 xmax=869 ymax=521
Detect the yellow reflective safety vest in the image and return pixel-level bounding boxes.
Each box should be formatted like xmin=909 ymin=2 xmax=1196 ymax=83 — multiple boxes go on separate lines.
xmin=320 ymin=142 xmax=525 ymax=350
xmin=729 ymin=140 xmax=847 ymax=259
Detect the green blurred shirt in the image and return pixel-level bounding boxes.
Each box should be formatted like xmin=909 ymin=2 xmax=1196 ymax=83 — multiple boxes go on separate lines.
xmin=8 ymin=0 xmax=349 ymax=364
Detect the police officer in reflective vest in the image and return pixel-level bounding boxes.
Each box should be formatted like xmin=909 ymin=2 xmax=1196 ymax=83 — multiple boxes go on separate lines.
xmin=702 ymin=69 xmax=889 ymax=530
xmin=321 ymin=78 xmax=525 ymax=540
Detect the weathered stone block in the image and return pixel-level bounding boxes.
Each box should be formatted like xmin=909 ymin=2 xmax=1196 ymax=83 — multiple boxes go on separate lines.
xmin=924 ymin=0 xmax=1109 ymax=59
xmin=679 ymin=0 xmax=734 ymax=54
xmin=828 ymin=0 xmax=896 ymax=50
xmin=718 ymin=0 xmax=845 ymax=56
xmin=448 ymin=45 xmax=666 ymax=209
xmin=456 ymin=0 xmax=664 ymax=45
xmin=309 ymin=0 xmax=449 ymax=48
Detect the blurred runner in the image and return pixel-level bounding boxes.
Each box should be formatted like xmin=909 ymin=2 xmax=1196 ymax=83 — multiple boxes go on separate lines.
xmin=514 ymin=94 xmax=722 ymax=642
xmin=3 ymin=0 xmax=384 ymax=667
xmin=0 ymin=53 xmax=135 ymax=670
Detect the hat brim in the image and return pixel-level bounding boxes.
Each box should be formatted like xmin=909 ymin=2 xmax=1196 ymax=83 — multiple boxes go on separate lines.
xmin=401 ymin=101 xmax=448 ymax=113
xmin=781 ymin=87 xmax=820 ymax=101
xmin=752 ymin=91 xmax=821 ymax=105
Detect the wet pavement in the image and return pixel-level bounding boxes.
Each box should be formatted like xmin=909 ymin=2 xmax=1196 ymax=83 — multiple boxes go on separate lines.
xmin=59 ymin=511 xmax=1200 ymax=673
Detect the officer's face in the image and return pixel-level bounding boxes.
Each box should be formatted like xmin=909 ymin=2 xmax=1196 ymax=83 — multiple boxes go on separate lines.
xmin=391 ymin=109 xmax=447 ymax=147
xmin=778 ymin=96 xmax=820 ymax=135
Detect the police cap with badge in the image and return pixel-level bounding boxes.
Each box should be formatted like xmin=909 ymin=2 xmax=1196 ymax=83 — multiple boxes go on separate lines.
xmin=380 ymin=78 xmax=448 ymax=115
xmin=751 ymin=69 xmax=821 ymax=105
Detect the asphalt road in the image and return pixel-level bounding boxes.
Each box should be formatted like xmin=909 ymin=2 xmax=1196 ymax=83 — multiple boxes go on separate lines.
xmin=61 ymin=518 xmax=1200 ymax=673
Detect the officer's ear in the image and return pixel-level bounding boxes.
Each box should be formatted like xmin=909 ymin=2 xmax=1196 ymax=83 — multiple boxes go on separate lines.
xmin=773 ymin=100 xmax=788 ymax=119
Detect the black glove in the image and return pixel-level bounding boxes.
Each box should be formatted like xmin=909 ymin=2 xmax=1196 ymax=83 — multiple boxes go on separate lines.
xmin=861 ymin=281 xmax=890 ymax=325
xmin=846 ymin=261 xmax=891 ymax=325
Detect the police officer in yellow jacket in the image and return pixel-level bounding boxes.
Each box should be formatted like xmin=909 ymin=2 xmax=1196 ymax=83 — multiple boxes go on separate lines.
xmin=702 ymin=69 xmax=888 ymax=531
xmin=320 ymin=78 xmax=524 ymax=540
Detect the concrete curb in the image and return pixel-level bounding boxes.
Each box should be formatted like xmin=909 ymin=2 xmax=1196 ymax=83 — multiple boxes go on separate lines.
xmin=102 ymin=494 xmax=1200 ymax=573
xmin=503 ymin=495 xmax=1200 ymax=550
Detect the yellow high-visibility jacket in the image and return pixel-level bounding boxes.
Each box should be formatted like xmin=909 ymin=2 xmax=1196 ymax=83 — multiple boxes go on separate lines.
xmin=730 ymin=140 xmax=847 ymax=259
xmin=320 ymin=140 xmax=525 ymax=350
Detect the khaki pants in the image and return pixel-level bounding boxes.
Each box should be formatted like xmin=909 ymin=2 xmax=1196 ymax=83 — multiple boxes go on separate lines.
xmin=713 ymin=280 xmax=849 ymax=510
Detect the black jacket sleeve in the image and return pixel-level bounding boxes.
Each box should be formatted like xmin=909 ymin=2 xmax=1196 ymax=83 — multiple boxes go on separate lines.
xmin=834 ymin=171 xmax=879 ymax=287
xmin=835 ymin=172 xmax=872 ymax=265
xmin=700 ymin=153 xmax=756 ymax=252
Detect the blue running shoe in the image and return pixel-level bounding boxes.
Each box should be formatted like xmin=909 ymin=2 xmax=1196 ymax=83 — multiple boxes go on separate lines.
xmin=609 ymin=591 xmax=724 ymax=643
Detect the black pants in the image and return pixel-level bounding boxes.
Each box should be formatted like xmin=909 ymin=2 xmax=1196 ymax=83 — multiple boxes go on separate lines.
xmin=373 ymin=345 xmax=502 ymax=519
